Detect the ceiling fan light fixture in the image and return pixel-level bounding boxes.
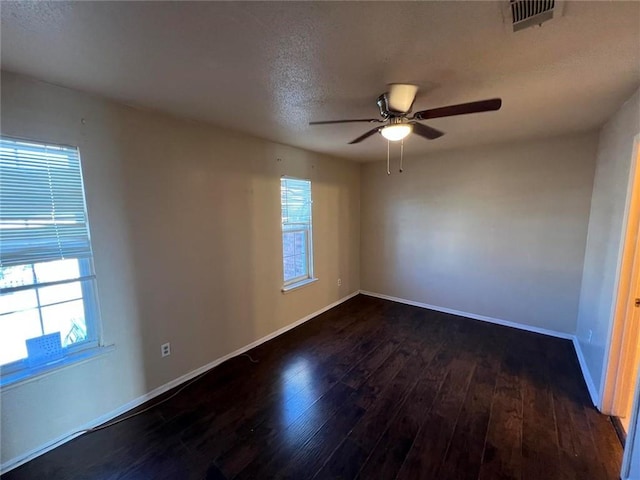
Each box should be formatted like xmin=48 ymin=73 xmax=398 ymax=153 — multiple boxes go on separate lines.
xmin=380 ymin=124 xmax=412 ymax=142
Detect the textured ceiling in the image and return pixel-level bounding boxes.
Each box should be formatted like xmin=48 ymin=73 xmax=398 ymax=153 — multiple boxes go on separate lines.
xmin=1 ymin=1 xmax=639 ymax=161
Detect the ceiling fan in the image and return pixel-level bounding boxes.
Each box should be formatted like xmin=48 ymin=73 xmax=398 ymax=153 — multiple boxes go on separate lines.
xmin=309 ymin=84 xmax=502 ymax=144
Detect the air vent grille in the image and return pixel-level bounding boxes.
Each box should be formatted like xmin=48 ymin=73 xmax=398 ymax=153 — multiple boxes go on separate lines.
xmin=510 ymin=0 xmax=555 ymax=31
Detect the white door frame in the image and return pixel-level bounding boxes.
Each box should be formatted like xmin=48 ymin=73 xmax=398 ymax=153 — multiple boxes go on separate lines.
xmin=601 ymin=133 xmax=640 ymax=415
xmin=600 ymin=134 xmax=640 ymax=478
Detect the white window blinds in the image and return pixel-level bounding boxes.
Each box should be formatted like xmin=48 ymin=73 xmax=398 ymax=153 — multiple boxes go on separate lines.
xmin=281 ymin=178 xmax=312 ymax=226
xmin=0 ymin=137 xmax=93 ymax=267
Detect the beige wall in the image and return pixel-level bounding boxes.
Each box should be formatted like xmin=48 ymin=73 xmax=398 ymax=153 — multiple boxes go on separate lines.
xmin=576 ymin=88 xmax=640 ymax=398
xmin=360 ymin=133 xmax=598 ymax=333
xmin=0 ymin=72 xmax=360 ymax=467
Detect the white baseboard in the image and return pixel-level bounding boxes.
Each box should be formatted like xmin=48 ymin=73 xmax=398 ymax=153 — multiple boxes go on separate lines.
xmin=571 ymin=337 xmax=600 ymax=407
xmin=0 ymin=290 xmax=359 ymax=474
xmin=359 ymin=290 xmax=574 ymax=340
xmin=359 ymin=290 xmax=600 ymax=406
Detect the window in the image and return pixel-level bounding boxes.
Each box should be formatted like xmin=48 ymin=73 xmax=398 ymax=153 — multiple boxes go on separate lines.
xmin=0 ymin=136 xmax=101 ymax=381
xmin=281 ymin=177 xmax=315 ymax=291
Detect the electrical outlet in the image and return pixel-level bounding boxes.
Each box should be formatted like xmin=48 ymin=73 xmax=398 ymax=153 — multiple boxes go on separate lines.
xmin=337 ymin=278 xmax=342 ymax=286
xmin=587 ymin=330 xmax=593 ymax=343
xmin=161 ymin=342 xmax=171 ymax=357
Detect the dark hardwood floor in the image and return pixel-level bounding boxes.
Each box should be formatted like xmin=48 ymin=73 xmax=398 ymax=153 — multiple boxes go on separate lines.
xmin=3 ymin=295 xmax=623 ymax=479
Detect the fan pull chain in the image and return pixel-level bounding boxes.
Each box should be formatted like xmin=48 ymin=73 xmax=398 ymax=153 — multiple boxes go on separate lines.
xmin=399 ymin=139 xmax=404 ymax=173
xmin=387 ymin=140 xmax=391 ymax=175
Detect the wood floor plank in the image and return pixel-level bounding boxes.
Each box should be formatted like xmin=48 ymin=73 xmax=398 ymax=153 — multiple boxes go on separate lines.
xmin=317 ymin=337 xmax=445 ymax=480
xmin=232 ymin=381 xmax=356 ymax=480
xmin=312 ymin=438 xmax=368 ymax=480
xmin=584 ymin=405 xmax=625 ymax=479
xmin=521 ymin=335 xmax=567 ymax=480
xmin=437 ymin=355 xmax=498 ymax=480
xmin=215 ymin=322 xmax=389 ymax=478
xmin=478 ymin=351 xmax=524 ymax=480
xmin=355 ymin=362 xmax=440 ymax=479
xmin=340 ymin=338 xmax=403 ymax=390
xmin=216 ymin=379 xmax=357 ymax=478
xmin=312 ymin=359 xmax=420 ymax=479
xmin=353 ymin=345 xmax=440 ymax=448
xmin=275 ymin=398 xmax=366 ymax=480
xmin=544 ymin=337 xmax=611 ymax=480
xmin=395 ymin=356 xmax=476 ymax=479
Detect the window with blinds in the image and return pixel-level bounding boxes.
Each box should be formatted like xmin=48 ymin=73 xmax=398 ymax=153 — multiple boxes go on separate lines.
xmin=281 ymin=177 xmax=314 ymax=289
xmin=0 ymin=136 xmax=100 ymax=376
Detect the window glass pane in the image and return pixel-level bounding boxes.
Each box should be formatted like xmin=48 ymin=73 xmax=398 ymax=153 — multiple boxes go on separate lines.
xmin=283 ymin=232 xmax=295 ymax=259
xmin=294 ymin=231 xmax=306 ymax=256
xmin=38 ymin=281 xmax=83 ymax=307
xmin=0 ymin=309 xmax=42 ymax=366
xmin=0 ymin=289 xmax=38 ymax=315
xmin=41 ymin=299 xmax=87 ymax=347
xmin=0 ymin=264 xmax=34 ymax=289
xmin=34 ymin=259 xmax=81 ymax=283
xmin=294 ymin=254 xmax=307 ymax=278
xmin=283 ymin=256 xmax=296 ymax=282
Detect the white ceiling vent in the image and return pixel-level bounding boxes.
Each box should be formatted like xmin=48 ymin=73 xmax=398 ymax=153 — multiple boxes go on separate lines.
xmin=504 ymin=0 xmax=564 ymax=32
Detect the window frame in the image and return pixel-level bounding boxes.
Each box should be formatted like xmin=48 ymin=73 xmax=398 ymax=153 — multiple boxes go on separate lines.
xmin=280 ymin=176 xmax=316 ymax=292
xmin=0 ymin=135 xmax=104 ymax=386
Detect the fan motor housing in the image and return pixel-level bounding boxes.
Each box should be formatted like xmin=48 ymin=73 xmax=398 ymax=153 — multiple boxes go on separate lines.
xmin=377 ymin=93 xmax=410 ymax=118
xmin=377 ymin=94 xmax=390 ymax=118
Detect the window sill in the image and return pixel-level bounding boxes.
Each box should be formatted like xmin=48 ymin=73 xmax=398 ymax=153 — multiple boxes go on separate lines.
xmin=0 ymin=344 xmax=116 ymax=390
xmin=282 ymin=277 xmax=319 ymax=293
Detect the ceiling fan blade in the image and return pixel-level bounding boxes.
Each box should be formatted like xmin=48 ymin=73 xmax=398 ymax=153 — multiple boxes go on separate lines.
xmin=309 ymin=118 xmax=382 ymax=125
xmin=411 ymin=122 xmax=445 ymax=140
xmin=349 ymin=127 xmax=383 ymax=144
xmin=412 ymin=98 xmax=502 ymax=121
xmin=387 ymin=84 xmax=419 ymax=113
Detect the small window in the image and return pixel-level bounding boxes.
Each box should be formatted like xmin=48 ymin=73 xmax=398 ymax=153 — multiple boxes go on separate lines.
xmin=281 ymin=177 xmax=315 ymax=291
xmin=0 ymin=136 xmax=101 ymax=383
